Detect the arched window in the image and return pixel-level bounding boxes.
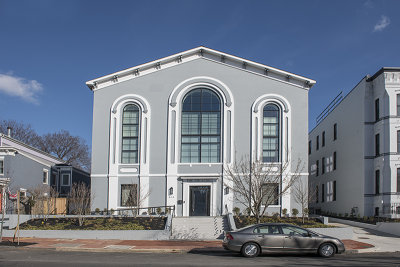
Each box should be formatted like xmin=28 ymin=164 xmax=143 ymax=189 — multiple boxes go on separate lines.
xmin=121 ymin=104 xmax=140 ymax=164
xmin=263 ymin=104 xmax=280 ymax=162
xmin=181 ymin=88 xmax=221 ymax=163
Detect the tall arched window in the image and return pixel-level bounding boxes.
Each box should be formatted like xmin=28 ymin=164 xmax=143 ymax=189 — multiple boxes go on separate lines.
xmin=181 ymin=88 xmax=221 ymax=163
xmin=121 ymin=104 xmax=140 ymax=164
xmin=263 ymin=104 xmax=280 ymax=162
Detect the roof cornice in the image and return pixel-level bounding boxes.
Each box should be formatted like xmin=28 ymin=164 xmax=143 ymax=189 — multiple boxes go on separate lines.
xmin=367 ymin=67 xmax=400 ymax=82
xmin=86 ymin=46 xmax=316 ymax=91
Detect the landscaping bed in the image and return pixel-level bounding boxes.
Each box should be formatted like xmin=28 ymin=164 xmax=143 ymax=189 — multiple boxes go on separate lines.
xmin=324 ymin=214 xmax=400 ymax=225
xmin=18 ymin=216 xmax=167 ymax=230
xmin=234 ymin=216 xmax=333 ymax=229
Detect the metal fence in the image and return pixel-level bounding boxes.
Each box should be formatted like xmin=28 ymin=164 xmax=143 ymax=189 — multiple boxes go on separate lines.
xmin=383 ymin=203 xmax=400 ymax=218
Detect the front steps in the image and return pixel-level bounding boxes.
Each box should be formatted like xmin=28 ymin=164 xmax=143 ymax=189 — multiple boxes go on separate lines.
xmin=171 ymin=216 xmax=229 ymax=240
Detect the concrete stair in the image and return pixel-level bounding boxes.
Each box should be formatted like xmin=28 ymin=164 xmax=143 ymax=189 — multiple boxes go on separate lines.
xmin=171 ymin=216 xmax=229 ymax=240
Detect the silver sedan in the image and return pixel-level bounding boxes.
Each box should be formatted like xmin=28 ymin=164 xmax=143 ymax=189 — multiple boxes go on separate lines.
xmin=223 ymin=223 xmax=345 ymax=258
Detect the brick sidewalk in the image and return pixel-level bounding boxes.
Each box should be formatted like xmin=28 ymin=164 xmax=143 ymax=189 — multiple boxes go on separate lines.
xmin=0 ymin=237 xmax=373 ymax=253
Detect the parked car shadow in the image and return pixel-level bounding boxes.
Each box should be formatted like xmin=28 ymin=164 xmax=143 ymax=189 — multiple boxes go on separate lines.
xmin=188 ymin=248 xmax=320 ymax=258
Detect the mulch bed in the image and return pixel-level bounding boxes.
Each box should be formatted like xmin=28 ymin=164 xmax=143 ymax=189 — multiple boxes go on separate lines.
xmin=18 ymin=216 xmax=167 ymax=230
xmin=234 ymin=216 xmax=333 ymax=229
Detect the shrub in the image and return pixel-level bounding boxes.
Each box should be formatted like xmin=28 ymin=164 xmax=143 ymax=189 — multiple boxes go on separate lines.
xmin=292 ymin=208 xmax=299 ymax=217
xmin=156 ymin=207 xmax=162 ymax=215
xmin=233 ymin=207 xmax=240 ymax=216
xmin=303 ymin=208 xmax=309 ymax=216
xmin=95 ymin=208 xmax=100 ymax=214
xmin=245 ymin=208 xmax=251 ymax=216
xmin=282 ymin=208 xmax=287 ymax=216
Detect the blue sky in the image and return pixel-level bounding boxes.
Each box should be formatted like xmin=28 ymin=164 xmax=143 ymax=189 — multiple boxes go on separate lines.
xmin=0 ymin=0 xmax=399 ymax=147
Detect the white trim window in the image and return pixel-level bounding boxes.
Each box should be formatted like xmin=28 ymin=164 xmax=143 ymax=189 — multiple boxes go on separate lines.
xmin=0 ymin=159 xmax=4 ymax=175
xmin=121 ymin=184 xmax=138 ymax=207
xmin=262 ymin=183 xmax=279 ymax=205
xmin=326 ymin=181 xmax=333 ymax=202
xmin=251 ymin=94 xmax=291 ymax=164
xmin=42 ymin=169 xmax=49 ymax=184
xmin=61 ymin=174 xmax=70 ymax=186
xmin=181 ymin=88 xmax=222 ymax=163
xmin=121 ymin=104 xmax=140 ymax=164
xmin=262 ymin=104 xmax=280 ymax=163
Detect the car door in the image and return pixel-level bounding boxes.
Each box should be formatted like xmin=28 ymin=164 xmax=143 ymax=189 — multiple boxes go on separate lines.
xmin=253 ymin=225 xmax=285 ymax=252
xmin=280 ymin=225 xmax=318 ymax=252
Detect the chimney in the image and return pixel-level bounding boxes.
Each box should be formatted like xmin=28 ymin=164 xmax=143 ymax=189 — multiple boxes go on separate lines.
xmin=7 ymin=127 xmax=11 ymax=137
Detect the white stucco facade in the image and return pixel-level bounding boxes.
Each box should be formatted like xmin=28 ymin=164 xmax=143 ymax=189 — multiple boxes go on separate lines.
xmin=309 ymin=68 xmax=400 ymax=218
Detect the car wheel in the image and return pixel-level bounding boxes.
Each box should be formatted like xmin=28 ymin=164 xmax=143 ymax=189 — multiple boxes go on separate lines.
xmin=241 ymin=242 xmax=260 ymax=258
xmin=318 ymin=243 xmax=336 ymax=258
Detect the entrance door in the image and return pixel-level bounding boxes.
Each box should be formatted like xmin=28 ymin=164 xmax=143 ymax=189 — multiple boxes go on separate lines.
xmin=189 ymin=186 xmax=210 ymax=216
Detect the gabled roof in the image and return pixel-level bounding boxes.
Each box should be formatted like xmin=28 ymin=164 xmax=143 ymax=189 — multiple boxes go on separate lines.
xmin=0 ymin=133 xmax=64 ymax=166
xmin=86 ymin=46 xmax=316 ymax=91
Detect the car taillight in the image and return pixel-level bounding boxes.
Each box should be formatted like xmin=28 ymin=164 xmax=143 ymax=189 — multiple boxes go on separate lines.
xmin=226 ymin=233 xmax=234 ymax=240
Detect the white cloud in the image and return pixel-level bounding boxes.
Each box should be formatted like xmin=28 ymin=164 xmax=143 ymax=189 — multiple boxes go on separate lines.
xmin=373 ymin=15 xmax=390 ymax=32
xmin=0 ymin=73 xmax=43 ymax=104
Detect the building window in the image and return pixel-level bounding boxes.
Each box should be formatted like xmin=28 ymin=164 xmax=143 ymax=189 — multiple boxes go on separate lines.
xmin=375 ymin=170 xmax=380 ymax=195
xmin=333 ymin=151 xmax=337 ymax=170
xmin=397 ymin=94 xmax=400 ymax=116
xmin=333 ymin=181 xmax=336 ymax=201
xmin=61 ymin=174 xmax=70 ymax=186
xmin=0 ymin=160 xmax=3 ymax=175
xmin=397 ymin=168 xmax=400 ymax=193
xmin=308 ymin=140 xmax=312 ymax=155
xmin=262 ymin=183 xmax=279 ymax=205
xmin=316 ymin=135 xmax=319 ymax=150
xmin=375 ymin=98 xmax=380 ymax=121
xmin=121 ymin=184 xmax=138 ymax=207
xmin=316 ymin=160 xmax=319 ymax=176
xmin=321 ymin=157 xmax=325 ymax=174
xmin=327 ymin=181 xmax=333 ymax=202
xmin=322 ymin=184 xmax=325 ymax=202
xmin=398 ymin=131 xmax=400 ymax=153
xmin=316 ymin=185 xmax=319 ymax=203
xmin=262 ymin=104 xmax=280 ymax=162
xmin=181 ymin=88 xmax=221 ymax=163
xmin=322 ymin=131 xmax=325 ymax=147
xmin=43 ymin=170 xmax=48 ymax=184
xmin=375 ymin=134 xmax=380 ymax=157
xmin=121 ymin=104 xmax=140 ymax=164
xmin=333 ymin=123 xmax=337 ymax=141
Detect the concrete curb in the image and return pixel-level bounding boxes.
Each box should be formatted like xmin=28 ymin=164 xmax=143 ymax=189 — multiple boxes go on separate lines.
xmin=55 ymin=247 xmax=187 ymax=254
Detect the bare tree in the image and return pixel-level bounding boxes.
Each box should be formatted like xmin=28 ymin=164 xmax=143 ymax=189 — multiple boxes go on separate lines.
xmin=0 ymin=120 xmax=41 ymax=147
xmin=68 ymin=182 xmax=91 ymax=226
xmin=38 ymin=130 xmax=91 ymax=171
xmin=292 ymin=180 xmax=317 ymax=223
xmin=224 ymin=156 xmax=304 ymax=223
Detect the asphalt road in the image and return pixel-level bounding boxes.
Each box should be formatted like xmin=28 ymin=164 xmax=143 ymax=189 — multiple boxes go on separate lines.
xmin=0 ymin=248 xmax=399 ymax=266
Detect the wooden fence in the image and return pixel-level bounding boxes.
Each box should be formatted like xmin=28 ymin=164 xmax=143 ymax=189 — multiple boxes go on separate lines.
xmin=31 ymin=197 xmax=67 ymax=215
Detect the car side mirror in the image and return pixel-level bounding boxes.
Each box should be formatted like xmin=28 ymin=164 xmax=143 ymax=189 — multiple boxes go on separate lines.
xmin=289 ymin=232 xmax=295 ymax=236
